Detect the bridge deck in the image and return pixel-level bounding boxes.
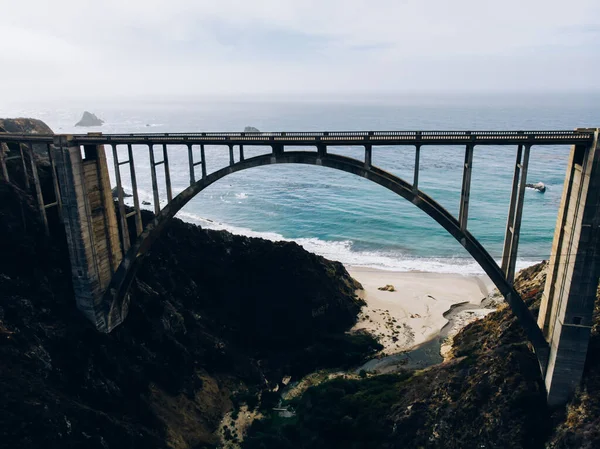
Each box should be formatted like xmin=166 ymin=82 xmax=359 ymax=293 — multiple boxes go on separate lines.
xmin=0 ymin=130 xmax=594 ymax=146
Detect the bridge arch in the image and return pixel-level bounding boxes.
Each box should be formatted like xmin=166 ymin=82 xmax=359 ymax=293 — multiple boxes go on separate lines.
xmin=104 ymin=150 xmax=548 ymax=361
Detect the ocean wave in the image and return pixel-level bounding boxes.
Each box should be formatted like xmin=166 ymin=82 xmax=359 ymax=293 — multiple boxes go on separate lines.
xmin=120 ymin=183 xmax=540 ymax=276
xmin=174 ymin=210 xmax=538 ymax=276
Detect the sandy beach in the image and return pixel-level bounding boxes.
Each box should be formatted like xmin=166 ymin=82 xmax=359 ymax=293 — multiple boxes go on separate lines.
xmin=348 ymin=266 xmax=496 ymax=356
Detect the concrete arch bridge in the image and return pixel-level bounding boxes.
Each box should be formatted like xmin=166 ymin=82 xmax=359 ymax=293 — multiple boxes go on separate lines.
xmin=1 ymin=128 xmax=598 ymax=405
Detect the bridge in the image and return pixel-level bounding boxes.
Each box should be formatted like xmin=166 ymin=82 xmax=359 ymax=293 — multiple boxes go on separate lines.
xmin=1 ymin=128 xmax=599 ymax=406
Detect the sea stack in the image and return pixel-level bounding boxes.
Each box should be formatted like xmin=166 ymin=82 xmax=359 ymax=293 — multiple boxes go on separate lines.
xmin=526 ymin=182 xmax=546 ymax=193
xmin=75 ymin=111 xmax=104 ymax=127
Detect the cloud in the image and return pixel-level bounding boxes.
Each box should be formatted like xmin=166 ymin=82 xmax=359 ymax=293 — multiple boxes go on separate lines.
xmin=1 ymin=0 xmax=599 ymax=101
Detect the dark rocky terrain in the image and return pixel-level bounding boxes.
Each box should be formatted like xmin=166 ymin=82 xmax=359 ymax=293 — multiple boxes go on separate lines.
xmin=0 ymin=119 xmax=380 ymax=448
xmin=0 ymin=179 xmax=381 ymax=449
xmin=2 ymin=118 xmax=600 ymax=448
xmin=243 ymin=262 xmax=600 ymax=449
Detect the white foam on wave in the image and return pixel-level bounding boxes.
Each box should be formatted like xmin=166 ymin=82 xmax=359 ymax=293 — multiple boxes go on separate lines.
xmin=174 ymin=210 xmax=539 ymax=276
xmin=116 ymin=180 xmax=541 ymax=276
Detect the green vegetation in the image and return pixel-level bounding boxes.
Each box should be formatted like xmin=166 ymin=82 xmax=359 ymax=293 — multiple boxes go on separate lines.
xmin=242 ymin=264 xmax=558 ymax=449
xmin=232 ymin=389 xmax=260 ymax=410
xmin=289 ymin=332 xmax=383 ymax=377
xmin=243 ymin=373 xmax=411 ymax=449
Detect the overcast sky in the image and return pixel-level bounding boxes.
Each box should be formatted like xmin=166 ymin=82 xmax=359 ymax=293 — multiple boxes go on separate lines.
xmin=2 ymin=0 xmax=600 ymax=102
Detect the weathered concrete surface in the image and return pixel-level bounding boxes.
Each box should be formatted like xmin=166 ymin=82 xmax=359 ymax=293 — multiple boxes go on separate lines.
xmin=539 ymin=129 xmax=600 ymax=405
xmin=54 ymin=136 xmax=123 ymax=332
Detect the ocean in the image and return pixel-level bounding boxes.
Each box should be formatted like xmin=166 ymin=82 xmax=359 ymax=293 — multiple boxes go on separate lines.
xmin=3 ymin=92 xmax=599 ymax=274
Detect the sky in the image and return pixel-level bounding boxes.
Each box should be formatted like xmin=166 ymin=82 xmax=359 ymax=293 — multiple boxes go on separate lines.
xmin=2 ymin=0 xmax=600 ymax=102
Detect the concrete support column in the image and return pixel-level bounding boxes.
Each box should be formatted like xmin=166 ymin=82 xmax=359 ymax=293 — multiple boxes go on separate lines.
xmin=54 ymin=135 xmax=124 ymax=332
xmin=317 ymin=144 xmax=327 ymax=158
xmin=458 ymin=144 xmax=474 ymax=231
xmin=413 ymin=144 xmax=421 ymax=193
xmin=364 ymin=144 xmax=372 ymax=169
xmin=0 ymin=142 xmax=9 ymax=181
xmin=539 ymin=128 xmax=600 ymax=405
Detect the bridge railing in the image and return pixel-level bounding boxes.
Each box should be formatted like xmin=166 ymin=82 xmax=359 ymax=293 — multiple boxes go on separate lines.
xmin=0 ymin=129 xmax=594 ymax=144
xmin=42 ymin=129 xmax=591 ymax=146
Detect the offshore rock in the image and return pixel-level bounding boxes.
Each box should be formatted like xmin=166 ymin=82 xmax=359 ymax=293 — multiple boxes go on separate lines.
xmin=75 ymin=111 xmax=104 ymax=127
xmin=111 ymin=186 xmax=132 ymax=199
xmin=526 ymin=182 xmax=546 ymax=193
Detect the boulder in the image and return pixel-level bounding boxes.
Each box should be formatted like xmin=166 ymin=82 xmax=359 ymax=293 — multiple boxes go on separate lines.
xmin=378 ymin=284 xmax=396 ymax=292
xmin=75 ymin=111 xmax=104 ymax=127
xmin=525 ymin=182 xmax=546 ymax=193
xmin=111 ymin=186 xmax=132 ymax=199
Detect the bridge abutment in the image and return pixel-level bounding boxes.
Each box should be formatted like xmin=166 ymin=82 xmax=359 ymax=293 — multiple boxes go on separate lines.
xmin=539 ymin=128 xmax=600 ymax=405
xmin=54 ymin=135 xmax=125 ymax=332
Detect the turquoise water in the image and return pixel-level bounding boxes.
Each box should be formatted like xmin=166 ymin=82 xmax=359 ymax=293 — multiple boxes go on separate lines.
xmin=3 ymin=93 xmax=599 ymax=274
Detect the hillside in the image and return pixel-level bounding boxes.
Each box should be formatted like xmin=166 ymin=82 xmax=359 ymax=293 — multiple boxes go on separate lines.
xmin=242 ymin=262 xmax=600 ymax=449
xmin=0 ymin=178 xmax=379 ymax=449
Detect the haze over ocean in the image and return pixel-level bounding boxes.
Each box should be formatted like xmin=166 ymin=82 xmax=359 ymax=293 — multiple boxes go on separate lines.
xmin=3 ymin=92 xmax=599 ymax=274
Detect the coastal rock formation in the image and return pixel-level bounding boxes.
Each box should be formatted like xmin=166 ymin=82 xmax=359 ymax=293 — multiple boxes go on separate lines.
xmin=244 ymin=126 xmax=260 ymax=133
xmin=243 ymin=261 xmax=600 ymax=449
xmin=0 ymin=118 xmax=54 ymax=162
xmin=377 ymin=284 xmax=396 ymax=292
xmin=0 ymin=118 xmax=57 ymax=200
xmin=0 ymin=118 xmax=53 ymax=135
xmin=75 ymin=111 xmax=104 ymax=127
xmin=526 ymin=182 xmax=546 ymax=193
xmin=111 ymin=186 xmax=132 ymax=199
xmin=0 ymin=178 xmax=376 ymax=448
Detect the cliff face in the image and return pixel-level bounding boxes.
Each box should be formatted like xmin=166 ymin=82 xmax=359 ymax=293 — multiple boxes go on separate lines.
xmin=0 ymin=181 xmax=375 ymax=449
xmin=244 ymin=262 xmax=600 ymax=449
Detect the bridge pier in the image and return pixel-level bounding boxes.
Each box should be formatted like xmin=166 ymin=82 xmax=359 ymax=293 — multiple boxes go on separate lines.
xmin=54 ymin=135 xmax=125 ymax=332
xmin=501 ymin=144 xmax=531 ymax=284
xmin=539 ymin=129 xmax=600 ymax=405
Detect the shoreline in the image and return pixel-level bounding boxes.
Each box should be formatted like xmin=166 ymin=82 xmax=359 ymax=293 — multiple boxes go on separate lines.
xmin=123 ymin=196 xmax=540 ymax=277
xmin=347 ymin=266 xmax=497 ymax=362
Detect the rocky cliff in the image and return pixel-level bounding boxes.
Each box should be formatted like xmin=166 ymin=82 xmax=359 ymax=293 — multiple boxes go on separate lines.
xmin=0 ymin=118 xmax=53 ymax=135
xmin=243 ymin=262 xmax=600 ymax=449
xmin=0 ymin=179 xmax=377 ymax=448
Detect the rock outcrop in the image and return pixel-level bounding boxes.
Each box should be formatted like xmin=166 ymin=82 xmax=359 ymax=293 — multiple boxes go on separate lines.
xmin=526 ymin=182 xmax=546 ymax=193
xmin=0 ymin=118 xmax=53 ymax=135
xmin=75 ymin=111 xmax=104 ymax=127
xmin=0 ymin=179 xmax=375 ymax=448
xmin=111 ymin=186 xmax=132 ymax=199
xmin=0 ymin=118 xmax=57 ymax=198
xmin=244 ymin=261 xmax=600 ymax=449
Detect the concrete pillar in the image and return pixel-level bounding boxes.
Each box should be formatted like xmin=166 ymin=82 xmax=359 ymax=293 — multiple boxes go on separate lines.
xmin=538 ymin=128 xmax=600 ymax=405
xmin=54 ymin=135 xmax=124 ymax=332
